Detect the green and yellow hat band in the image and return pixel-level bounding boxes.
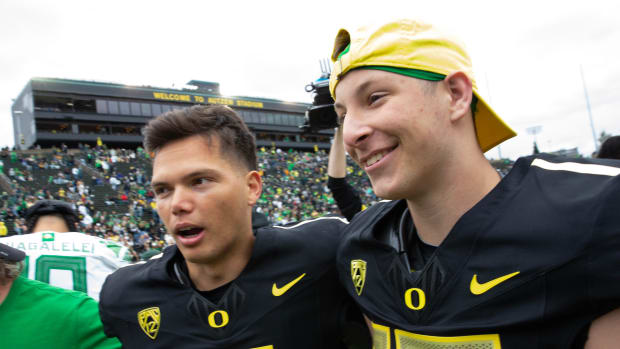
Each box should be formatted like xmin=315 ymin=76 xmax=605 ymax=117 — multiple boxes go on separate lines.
xmin=365 ymin=66 xmax=446 ymax=81
xmin=329 ymin=19 xmax=516 ymax=152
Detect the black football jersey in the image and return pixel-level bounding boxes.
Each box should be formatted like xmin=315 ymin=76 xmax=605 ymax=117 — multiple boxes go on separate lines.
xmin=337 ymin=155 xmax=620 ymax=349
xmin=100 ymin=216 xmax=363 ymax=349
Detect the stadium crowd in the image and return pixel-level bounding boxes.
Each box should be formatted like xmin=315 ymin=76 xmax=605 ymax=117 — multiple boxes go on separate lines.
xmin=0 ymin=143 xmax=379 ymax=261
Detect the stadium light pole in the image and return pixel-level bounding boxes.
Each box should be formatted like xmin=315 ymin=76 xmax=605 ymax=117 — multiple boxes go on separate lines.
xmin=580 ymin=65 xmax=598 ymax=152
xmin=526 ymin=126 xmax=542 ymax=153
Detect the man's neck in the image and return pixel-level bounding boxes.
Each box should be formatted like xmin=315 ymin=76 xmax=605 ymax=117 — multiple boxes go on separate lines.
xmin=186 ymin=234 xmax=255 ymax=292
xmin=32 ymin=215 xmax=70 ymax=233
xmin=406 ymin=157 xmax=501 ymax=246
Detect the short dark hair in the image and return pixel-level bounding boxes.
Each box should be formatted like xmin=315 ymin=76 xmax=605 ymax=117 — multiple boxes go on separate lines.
xmin=597 ymin=136 xmax=620 ymax=160
xmin=24 ymin=200 xmax=80 ymax=233
xmin=143 ymin=105 xmax=257 ymax=171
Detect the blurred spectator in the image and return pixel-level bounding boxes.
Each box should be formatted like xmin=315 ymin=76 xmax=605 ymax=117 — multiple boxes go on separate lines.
xmin=0 ymin=242 xmax=121 ymax=348
xmin=109 ymin=175 xmax=120 ymax=190
xmin=0 ymin=145 xmax=380 ymax=259
xmin=2 ymin=200 xmax=132 ymax=300
xmin=24 ymin=199 xmax=80 ymax=233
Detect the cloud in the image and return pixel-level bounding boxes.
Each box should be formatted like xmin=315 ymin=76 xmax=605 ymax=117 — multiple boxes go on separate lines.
xmin=1 ymin=0 xmax=619 ymax=160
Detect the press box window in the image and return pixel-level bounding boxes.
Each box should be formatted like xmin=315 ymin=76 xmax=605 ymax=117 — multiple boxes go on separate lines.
xmin=131 ymin=102 xmax=141 ymax=116
xmin=108 ymin=101 xmax=119 ymax=114
xmin=151 ymin=104 xmax=162 ymax=117
xmin=34 ymin=95 xmax=73 ymax=112
xmin=96 ymin=100 xmax=108 ymax=114
xmin=73 ymin=98 xmax=96 ymax=113
xmin=141 ymin=103 xmax=151 ymax=117
xmin=119 ymin=102 xmax=130 ymax=115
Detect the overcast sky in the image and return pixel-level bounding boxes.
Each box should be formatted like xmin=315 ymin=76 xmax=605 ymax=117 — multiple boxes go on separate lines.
xmin=1 ymin=0 xmax=619 ymax=160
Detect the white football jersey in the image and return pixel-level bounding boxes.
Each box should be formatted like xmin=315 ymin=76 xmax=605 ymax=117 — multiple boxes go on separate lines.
xmin=0 ymin=231 xmax=131 ymax=301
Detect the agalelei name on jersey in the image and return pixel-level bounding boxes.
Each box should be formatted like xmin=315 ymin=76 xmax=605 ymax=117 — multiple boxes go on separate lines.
xmin=2 ymin=240 xmax=96 ymax=254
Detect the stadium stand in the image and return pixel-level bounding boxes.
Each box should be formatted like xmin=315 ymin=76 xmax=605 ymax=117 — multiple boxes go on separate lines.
xmin=0 ymin=144 xmax=382 ymax=261
xmin=0 ymin=144 xmax=519 ymax=262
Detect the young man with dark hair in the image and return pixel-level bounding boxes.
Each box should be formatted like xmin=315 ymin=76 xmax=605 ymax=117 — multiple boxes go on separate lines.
xmin=0 ymin=242 xmax=121 ymax=348
xmin=24 ymin=199 xmax=80 ymax=233
xmin=0 ymin=199 xmax=131 ymax=300
xmin=99 ymin=105 xmax=369 ymax=348
xmin=329 ymin=19 xmax=620 ymax=348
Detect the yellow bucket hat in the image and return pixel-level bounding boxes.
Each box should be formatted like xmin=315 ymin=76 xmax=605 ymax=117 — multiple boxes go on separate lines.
xmin=329 ymin=19 xmax=516 ymax=152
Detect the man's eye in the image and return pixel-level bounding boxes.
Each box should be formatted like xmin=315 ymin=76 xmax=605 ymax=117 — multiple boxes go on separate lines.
xmin=369 ymin=93 xmax=384 ymax=104
xmin=194 ymin=178 xmax=211 ymax=185
xmin=153 ymin=187 xmax=168 ymax=196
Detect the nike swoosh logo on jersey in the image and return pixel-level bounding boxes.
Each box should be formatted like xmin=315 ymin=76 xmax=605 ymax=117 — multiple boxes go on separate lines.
xmin=272 ymin=273 xmax=306 ymax=296
xmin=470 ymin=271 xmax=520 ymax=295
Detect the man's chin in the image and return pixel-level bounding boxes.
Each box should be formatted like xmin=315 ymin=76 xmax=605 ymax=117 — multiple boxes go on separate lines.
xmin=180 ymin=249 xmax=218 ymax=266
xmin=370 ymin=182 xmax=394 ymax=200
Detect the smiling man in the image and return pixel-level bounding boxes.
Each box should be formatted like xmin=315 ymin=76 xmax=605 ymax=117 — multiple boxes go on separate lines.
xmin=329 ymin=19 xmax=620 ymax=348
xmin=98 ymin=105 xmax=369 ymax=348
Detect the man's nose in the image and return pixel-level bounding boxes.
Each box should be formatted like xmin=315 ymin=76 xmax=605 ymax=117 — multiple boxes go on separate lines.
xmin=171 ymin=187 xmax=193 ymax=215
xmin=342 ymin=112 xmax=372 ymax=149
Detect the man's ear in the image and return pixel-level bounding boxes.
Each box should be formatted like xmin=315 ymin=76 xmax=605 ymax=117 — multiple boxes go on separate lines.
xmin=246 ymin=171 xmax=263 ymax=206
xmin=444 ymin=71 xmax=473 ymax=122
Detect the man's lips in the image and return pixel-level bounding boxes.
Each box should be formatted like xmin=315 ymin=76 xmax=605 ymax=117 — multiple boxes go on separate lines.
xmin=174 ymin=224 xmax=205 ymax=247
xmin=359 ymin=146 xmax=397 ymax=169
xmin=177 ymin=226 xmax=203 ymax=236
xmin=175 ymin=228 xmax=205 ymax=247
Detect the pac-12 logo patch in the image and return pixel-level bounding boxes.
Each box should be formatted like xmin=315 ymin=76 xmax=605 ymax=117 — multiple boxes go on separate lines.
xmin=138 ymin=307 xmax=161 ymax=340
xmin=351 ymin=259 xmax=367 ymax=296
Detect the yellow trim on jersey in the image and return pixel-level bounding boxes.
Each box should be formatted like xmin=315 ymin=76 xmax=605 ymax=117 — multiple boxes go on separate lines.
xmin=394 ymin=329 xmax=501 ymax=348
xmin=371 ymin=322 xmax=391 ymax=349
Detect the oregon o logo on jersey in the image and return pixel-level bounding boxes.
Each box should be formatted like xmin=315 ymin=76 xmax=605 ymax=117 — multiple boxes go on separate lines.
xmin=208 ymin=310 xmax=230 ymax=328
xmin=404 ymin=288 xmax=426 ymax=310
xmin=351 ymin=259 xmax=367 ymax=296
xmin=138 ymin=307 xmax=161 ymax=340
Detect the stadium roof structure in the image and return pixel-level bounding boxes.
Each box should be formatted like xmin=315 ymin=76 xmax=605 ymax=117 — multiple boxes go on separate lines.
xmin=11 ymin=77 xmax=332 ymax=151
xmin=27 ymin=77 xmax=310 ymax=112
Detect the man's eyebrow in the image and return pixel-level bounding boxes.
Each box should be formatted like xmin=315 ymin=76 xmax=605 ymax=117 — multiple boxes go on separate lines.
xmin=151 ymin=169 xmax=219 ymax=188
xmin=150 ymin=179 xmax=166 ymax=189
xmin=334 ymin=80 xmax=375 ymax=111
xmin=355 ymin=80 xmax=374 ymax=96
